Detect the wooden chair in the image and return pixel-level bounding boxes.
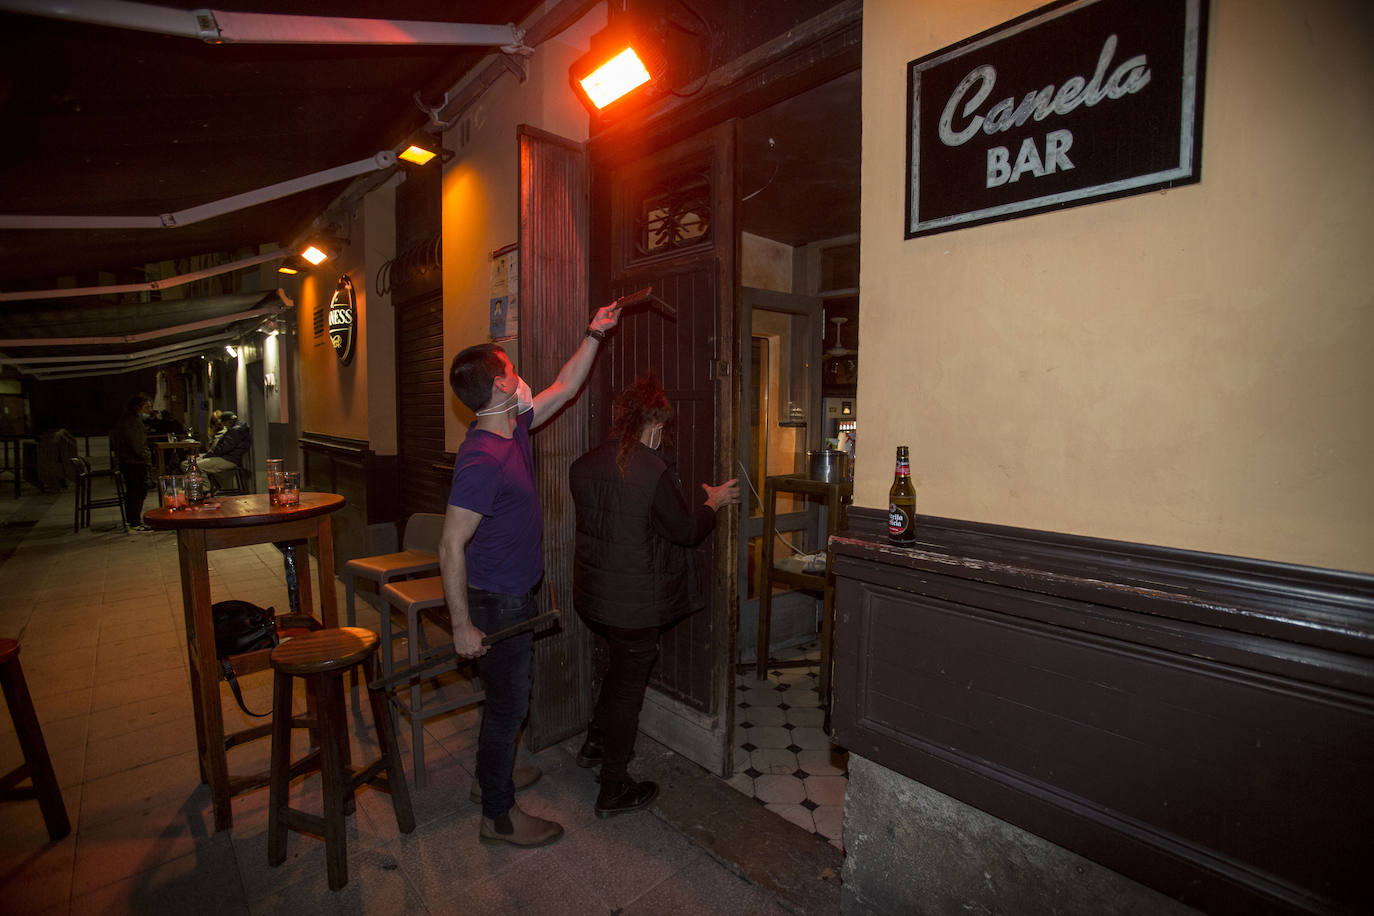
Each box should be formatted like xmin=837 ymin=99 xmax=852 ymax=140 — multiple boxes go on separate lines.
xmin=70 ymin=455 xmax=126 ymax=531
xmin=267 ymin=627 xmax=414 ymax=891
xmin=0 ymin=639 xmax=71 ymax=841
xmin=343 ymin=513 xmax=445 ymax=665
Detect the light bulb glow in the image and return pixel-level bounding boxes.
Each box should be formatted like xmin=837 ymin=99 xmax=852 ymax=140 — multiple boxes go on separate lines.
xmin=399 ymin=144 xmax=438 ymax=165
xmin=301 ymin=245 xmax=328 ymax=265
xmin=579 ymin=47 xmax=652 ymax=110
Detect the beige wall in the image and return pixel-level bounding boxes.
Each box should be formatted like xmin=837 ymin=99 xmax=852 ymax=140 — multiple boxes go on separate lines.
xmin=439 ymin=5 xmax=604 ymax=451
xmin=742 ymin=231 xmax=794 ymax=292
xmin=296 ymin=215 xmax=372 ymax=442
xmin=860 ymin=0 xmax=1374 ymax=572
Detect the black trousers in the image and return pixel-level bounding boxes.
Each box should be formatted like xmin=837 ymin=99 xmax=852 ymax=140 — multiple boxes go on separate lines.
xmin=118 ymin=462 xmax=148 ymax=527
xmin=587 ymin=620 xmax=660 ymax=784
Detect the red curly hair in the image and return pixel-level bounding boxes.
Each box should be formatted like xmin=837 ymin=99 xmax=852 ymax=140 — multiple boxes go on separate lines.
xmin=610 ymin=374 xmax=673 ymax=476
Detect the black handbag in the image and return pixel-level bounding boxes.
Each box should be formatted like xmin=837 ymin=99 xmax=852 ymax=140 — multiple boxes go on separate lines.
xmin=211 ymin=600 xmax=279 ymax=717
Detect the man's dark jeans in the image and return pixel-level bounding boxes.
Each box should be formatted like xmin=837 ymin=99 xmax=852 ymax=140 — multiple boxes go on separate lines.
xmin=468 ymin=586 xmax=536 ymax=819
xmin=587 ymin=621 xmax=660 ymax=784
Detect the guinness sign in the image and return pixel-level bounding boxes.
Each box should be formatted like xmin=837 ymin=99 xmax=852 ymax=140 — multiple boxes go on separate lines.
xmin=328 ymin=275 xmax=356 ymax=364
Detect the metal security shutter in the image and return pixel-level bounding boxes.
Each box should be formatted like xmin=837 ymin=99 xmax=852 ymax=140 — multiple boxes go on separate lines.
xmin=395 ymin=290 xmax=449 ymax=519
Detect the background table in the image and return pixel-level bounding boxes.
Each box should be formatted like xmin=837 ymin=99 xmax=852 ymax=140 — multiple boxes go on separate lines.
xmin=146 ymin=492 xmax=345 ymax=831
xmin=153 ymin=438 xmax=200 ymax=475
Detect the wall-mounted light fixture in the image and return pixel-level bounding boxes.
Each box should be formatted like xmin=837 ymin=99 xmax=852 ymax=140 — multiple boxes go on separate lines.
xmin=569 ymin=18 xmax=667 ymax=117
xmin=396 ymin=132 xmax=451 ymax=167
xmin=225 ymin=345 xmax=239 ymax=358
xmin=301 ymin=245 xmax=330 ymax=266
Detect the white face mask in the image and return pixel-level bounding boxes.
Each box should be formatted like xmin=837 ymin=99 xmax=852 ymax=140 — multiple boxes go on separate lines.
xmin=477 ymin=376 xmax=534 ymax=416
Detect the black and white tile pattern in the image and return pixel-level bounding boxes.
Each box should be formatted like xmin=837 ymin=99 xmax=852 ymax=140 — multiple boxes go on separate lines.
xmin=727 ymin=645 xmax=847 ymax=850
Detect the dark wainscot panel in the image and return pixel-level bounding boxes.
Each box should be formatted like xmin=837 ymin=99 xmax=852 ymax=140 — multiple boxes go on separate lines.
xmin=300 ymin=432 xmax=398 ymax=573
xmin=831 ymin=508 xmax=1374 ymax=916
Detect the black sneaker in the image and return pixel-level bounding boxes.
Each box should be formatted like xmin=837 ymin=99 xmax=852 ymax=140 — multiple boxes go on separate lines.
xmin=594 ymin=778 xmax=658 ymax=818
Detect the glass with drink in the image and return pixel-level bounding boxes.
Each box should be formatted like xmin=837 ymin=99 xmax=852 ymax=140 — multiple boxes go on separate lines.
xmin=158 ymin=475 xmax=188 ymax=510
xmin=278 ymin=471 xmax=301 ymax=507
xmin=266 ymin=458 xmax=284 ymax=506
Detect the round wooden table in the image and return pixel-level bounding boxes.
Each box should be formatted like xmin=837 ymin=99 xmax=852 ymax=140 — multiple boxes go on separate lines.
xmin=146 ymin=492 xmax=345 ymax=831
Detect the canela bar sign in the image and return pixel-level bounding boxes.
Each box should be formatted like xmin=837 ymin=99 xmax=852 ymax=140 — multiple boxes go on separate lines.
xmin=906 ymin=0 xmax=1207 ymax=238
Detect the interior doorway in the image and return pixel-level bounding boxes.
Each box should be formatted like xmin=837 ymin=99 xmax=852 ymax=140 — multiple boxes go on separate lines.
xmin=730 ymin=69 xmax=860 ymax=849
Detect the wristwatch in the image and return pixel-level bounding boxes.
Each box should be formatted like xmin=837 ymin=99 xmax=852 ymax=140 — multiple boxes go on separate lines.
xmin=585 ymin=327 xmax=606 ymax=342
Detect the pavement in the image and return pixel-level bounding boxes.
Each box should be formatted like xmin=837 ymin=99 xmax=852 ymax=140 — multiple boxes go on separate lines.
xmin=0 ymin=482 xmax=842 ymax=915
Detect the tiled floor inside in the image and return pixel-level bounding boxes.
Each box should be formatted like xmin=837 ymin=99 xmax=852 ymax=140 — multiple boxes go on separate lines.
xmin=0 ymin=486 xmax=808 ymax=915
xmin=727 ymin=646 xmax=848 ymax=851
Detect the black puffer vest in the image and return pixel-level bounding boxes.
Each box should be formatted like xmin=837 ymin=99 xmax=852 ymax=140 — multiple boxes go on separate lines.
xmin=570 ymin=441 xmax=697 ymax=629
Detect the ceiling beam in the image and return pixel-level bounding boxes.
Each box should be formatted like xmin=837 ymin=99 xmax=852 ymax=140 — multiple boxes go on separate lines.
xmin=0 ymin=248 xmax=287 ymax=302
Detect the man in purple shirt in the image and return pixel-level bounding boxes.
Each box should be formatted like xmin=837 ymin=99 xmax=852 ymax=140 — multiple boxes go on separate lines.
xmin=441 ymin=300 xmax=622 ymax=847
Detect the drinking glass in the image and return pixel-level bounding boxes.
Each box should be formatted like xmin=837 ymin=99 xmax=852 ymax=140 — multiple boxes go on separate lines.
xmin=278 ymin=471 xmax=301 ymax=507
xmin=158 ymin=475 xmax=188 ymax=510
xmin=266 ymin=458 xmax=284 ymax=505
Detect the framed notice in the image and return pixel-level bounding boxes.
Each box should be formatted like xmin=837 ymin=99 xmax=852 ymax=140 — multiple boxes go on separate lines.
xmin=489 ymin=244 xmax=519 ymax=341
xmin=906 ymin=0 xmax=1208 ymax=238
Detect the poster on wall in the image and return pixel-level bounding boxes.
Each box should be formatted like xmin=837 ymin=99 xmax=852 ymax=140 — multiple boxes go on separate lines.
xmin=906 ymin=0 xmax=1207 ymax=238
xmin=489 ymin=244 xmax=519 ymax=341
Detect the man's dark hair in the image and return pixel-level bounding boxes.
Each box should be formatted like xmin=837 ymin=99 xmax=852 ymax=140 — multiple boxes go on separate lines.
xmin=449 ymin=344 xmax=506 ymax=411
xmin=219 ymin=411 xmax=238 ymax=425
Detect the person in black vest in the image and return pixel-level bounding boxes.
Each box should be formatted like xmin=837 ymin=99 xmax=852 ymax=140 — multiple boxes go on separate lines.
xmin=568 ymin=375 xmax=739 ymax=817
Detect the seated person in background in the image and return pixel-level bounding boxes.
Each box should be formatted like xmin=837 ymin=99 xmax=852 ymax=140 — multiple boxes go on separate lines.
xmin=195 ymin=411 xmax=251 ymax=481
xmin=207 ymin=409 xmax=224 ymax=447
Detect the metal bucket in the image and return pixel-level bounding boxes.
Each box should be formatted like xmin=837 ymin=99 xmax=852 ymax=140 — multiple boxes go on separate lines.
xmin=806 ymin=449 xmax=848 ymax=483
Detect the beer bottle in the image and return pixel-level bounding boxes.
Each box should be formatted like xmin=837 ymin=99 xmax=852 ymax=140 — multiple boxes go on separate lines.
xmin=888 ymin=445 xmax=916 ymax=545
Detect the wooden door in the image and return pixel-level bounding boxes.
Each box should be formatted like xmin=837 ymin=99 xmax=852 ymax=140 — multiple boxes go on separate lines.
xmin=593 ymin=120 xmax=738 ymax=775
xmin=519 ymin=126 xmax=594 ymax=750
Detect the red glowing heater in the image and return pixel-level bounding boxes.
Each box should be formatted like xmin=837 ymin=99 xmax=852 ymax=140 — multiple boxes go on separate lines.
xmin=569 ymin=22 xmax=667 ymax=117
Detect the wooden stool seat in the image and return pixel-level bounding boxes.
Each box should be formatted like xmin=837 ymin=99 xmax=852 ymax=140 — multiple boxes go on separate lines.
xmin=380 ymin=575 xmax=485 ymax=789
xmin=0 ymin=638 xmax=71 ymax=841
xmin=343 ymin=513 xmax=444 ymax=648
xmin=271 ymin=627 xmax=379 ymax=676
xmin=267 ymin=626 xmax=414 ymax=891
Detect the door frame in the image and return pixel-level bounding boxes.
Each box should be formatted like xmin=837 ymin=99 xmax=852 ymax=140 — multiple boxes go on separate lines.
xmin=737 ymin=286 xmax=824 ymax=666
xmin=590 ymin=119 xmax=740 ymax=776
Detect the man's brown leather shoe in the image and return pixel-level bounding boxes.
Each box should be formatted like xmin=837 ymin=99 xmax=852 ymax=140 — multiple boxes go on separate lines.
xmin=478 ymin=803 xmax=564 ymax=847
xmin=469 ymin=764 xmax=543 ymax=804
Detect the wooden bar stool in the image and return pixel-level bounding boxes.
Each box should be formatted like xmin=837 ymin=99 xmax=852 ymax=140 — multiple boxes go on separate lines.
xmin=380 ymin=576 xmax=485 ymax=788
xmin=343 ymin=513 xmax=444 ymax=649
xmin=0 ymin=639 xmax=71 ymax=841
xmin=267 ymin=627 xmax=414 ymax=891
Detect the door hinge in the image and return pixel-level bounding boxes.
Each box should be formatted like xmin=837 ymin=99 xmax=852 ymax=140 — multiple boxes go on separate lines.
xmin=709 ymin=359 xmax=731 ymax=379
